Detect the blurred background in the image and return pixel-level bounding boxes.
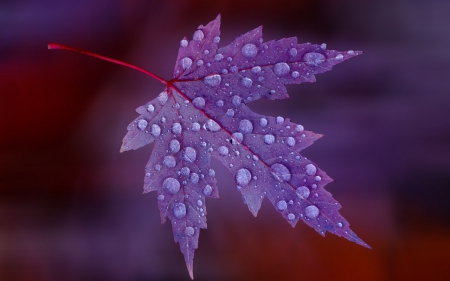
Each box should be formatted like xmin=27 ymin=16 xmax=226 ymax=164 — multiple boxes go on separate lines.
xmin=1 ymin=0 xmax=449 ymax=280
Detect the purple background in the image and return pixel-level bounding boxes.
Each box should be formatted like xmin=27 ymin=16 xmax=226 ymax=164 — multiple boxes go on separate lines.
xmin=1 ymin=0 xmax=449 ymax=280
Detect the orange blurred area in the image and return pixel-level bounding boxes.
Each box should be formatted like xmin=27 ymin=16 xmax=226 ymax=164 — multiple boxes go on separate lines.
xmin=1 ymin=1 xmax=450 ymax=280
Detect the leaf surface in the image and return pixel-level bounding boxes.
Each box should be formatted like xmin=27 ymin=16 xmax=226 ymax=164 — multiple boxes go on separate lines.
xmin=120 ymin=14 xmax=369 ymax=278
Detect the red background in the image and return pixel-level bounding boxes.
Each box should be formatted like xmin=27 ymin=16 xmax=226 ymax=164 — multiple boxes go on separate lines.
xmin=1 ymin=0 xmax=449 ymax=280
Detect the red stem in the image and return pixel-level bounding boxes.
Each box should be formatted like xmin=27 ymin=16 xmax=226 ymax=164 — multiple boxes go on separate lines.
xmin=48 ymin=43 xmax=169 ymax=86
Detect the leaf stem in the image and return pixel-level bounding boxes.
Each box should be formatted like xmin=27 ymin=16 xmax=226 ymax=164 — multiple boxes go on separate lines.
xmin=48 ymin=43 xmax=169 ymax=86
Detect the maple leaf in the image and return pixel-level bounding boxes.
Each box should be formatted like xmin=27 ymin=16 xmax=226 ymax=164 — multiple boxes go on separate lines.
xmin=49 ymin=14 xmax=370 ymax=279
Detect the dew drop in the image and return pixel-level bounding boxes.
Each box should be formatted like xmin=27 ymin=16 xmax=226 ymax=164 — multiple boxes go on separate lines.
xmin=232 ymin=95 xmax=241 ymax=107
xmin=295 ymin=124 xmax=304 ymax=132
xmin=158 ymin=91 xmax=168 ymax=104
xmin=239 ymin=119 xmax=253 ymax=134
xmin=180 ymin=57 xmax=192 ymax=69
xmin=303 ymin=52 xmax=326 ymax=66
xmin=218 ymin=146 xmax=229 ymax=156
xmin=337 ymin=222 xmax=343 ymax=228
xmin=236 ymin=168 xmax=251 ymax=186
xmin=291 ymin=71 xmax=299 ymax=78
xmin=242 ymin=77 xmax=253 ymax=88
xmin=271 ymin=163 xmax=291 ymax=182
xmin=315 ymin=176 xmax=322 ymax=182
xmin=335 ymin=54 xmax=344 ymax=60
xmin=204 ymin=74 xmax=221 ymax=87
xmin=193 ymin=30 xmax=204 ymax=41
xmin=213 ymin=36 xmax=220 ymax=44
xmin=169 ymin=139 xmax=180 ymax=153
xmin=147 ymin=104 xmax=155 ymax=112
xmin=157 ymin=194 xmax=165 ymax=201
xmin=185 ymin=226 xmax=194 ymax=236
xmin=163 ymin=156 xmax=176 ymax=168
xmin=276 ymin=116 xmax=284 ymax=124
xmin=347 ymin=50 xmax=355 ymax=55
xmin=274 ymin=62 xmax=290 ymax=77
xmin=209 ymin=169 xmax=215 ymax=177
xmin=216 ymin=100 xmax=224 ymax=107
xmin=241 ymin=43 xmax=258 ymax=58
xmin=151 ymin=124 xmax=161 ymax=137
xmin=181 ymin=167 xmax=190 ymax=176
xmin=289 ymin=48 xmax=298 ymax=57
xmin=193 ymin=97 xmax=205 ymax=109
xmin=155 ymin=164 xmax=161 ymax=171
xmin=222 ymin=69 xmax=228 ymax=75
xmin=206 ymin=119 xmax=221 ymax=132
xmin=190 ymin=173 xmax=199 ymax=184
xmin=191 ymin=122 xmax=201 ymax=132
xmin=276 ymin=200 xmax=287 ymax=211
xmin=320 ymin=43 xmax=327 ymax=50
xmin=197 ymin=200 xmax=203 ymax=207
xmin=296 ymin=186 xmax=310 ymax=199
xmin=214 ymin=53 xmax=223 ymax=61
xmin=138 ymin=119 xmax=148 ymax=130
xmin=203 ymin=185 xmax=212 ymax=196
xmin=197 ymin=59 xmax=204 ymax=66
xmin=180 ymin=39 xmax=188 ymax=47
xmin=173 ymin=203 xmax=187 ymax=218
xmin=230 ymin=65 xmax=238 ymax=73
xmin=287 ymin=213 xmax=295 ymax=221
xmin=260 ymin=118 xmax=268 ymax=127
xmin=305 ymin=164 xmax=317 ymax=176
xmin=286 ymin=137 xmax=295 ymax=147
xmin=232 ymin=132 xmax=243 ymax=142
xmin=305 ymin=205 xmax=319 ymax=219
xmin=264 ymin=134 xmax=275 ymax=145
xmin=163 ymin=177 xmax=180 ymax=194
xmin=172 ymin=123 xmax=182 ymax=134
xmin=251 ymin=66 xmax=261 ymax=74
xmin=226 ymin=109 xmax=235 ymax=117
xmin=183 ymin=147 xmax=197 ymax=163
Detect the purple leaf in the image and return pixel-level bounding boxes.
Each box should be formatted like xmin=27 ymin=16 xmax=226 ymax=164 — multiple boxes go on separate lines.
xmin=49 ymin=14 xmax=369 ymax=280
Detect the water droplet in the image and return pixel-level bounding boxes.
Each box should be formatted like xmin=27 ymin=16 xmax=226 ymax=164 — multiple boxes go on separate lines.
xmin=185 ymin=226 xmax=194 ymax=236
xmin=157 ymin=194 xmax=165 ymax=201
xmin=163 ymin=177 xmax=180 ymax=194
xmin=203 ymin=185 xmax=212 ymax=196
xmin=335 ymin=54 xmax=343 ymax=60
xmin=193 ymin=30 xmax=204 ymax=41
xmin=232 ymin=95 xmax=241 ymax=107
xmin=172 ymin=123 xmax=182 ymax=134
xmin=193 ymin=97 xmax=205 ymax=109
xmin=320 ymin=43 xmax=327 ymax=50
xmin=180 ymin=39 xmax=188 ymax=47
xmin=147 ymin=104 xmax=155 ymax=112
xmin=274 ymin=62 xmax=290 ymax=76
xmin=291 ymin=71 xmax=299 ymax=78
xmin=204 ymin=50 xmax=210 ymax=55
xmin=295 ymin=125 xmax=304 ymax=132
xmin=296 ymin=186 xmax=310 ymax=199
xmin=260 ymin=118 xmax=268 ymax=127
xmin=347 ymin=50 xmax=355 ymax=55
xmin=305 ymin=164 xmax=316 ymax=176
xmin=289 ymin=48 xmax=298 ymax=57
xmin=213 ymin=36 xmax=220 ymax=44
xmin=181 ymin=167 xmax=190 ymax=176
xmin=173 ymin=202 xmax=187 ymax=218
xmin=251 ymin=66 xmax=261 ymax=74
xmin=218 ymin=146 xmax=229 ymax=156
xmin=215 ymin=100 xmax=224 ymax=107
xmin=138 ymin=119 xmax=148 ymax=130
xmin=180 ymin=57 xmax=192 ymax=69
xmin=197 ymin=200 xmax=203 ymax=207
xmin=242 ymin=77 xmax=252 ymax=88
xmin=239 ymin=119 xmax=253 ymax=134
xmin=286 ymin=137 xmax=295 ymax=147
xmin=305 ymin=205 xmax=319 ymax=219
xmin=232 ymin=132 xmax=243 ymax=142
xmin=204 ymin=74 xmax=221 ymax=87
xmin=189 ymin=122 xmax=199 ymax=132
xmin=276 ymin=116 xmax=284 ymax=124
xmin=155 ymin=164 xmax=161 ymax=171
xmin=276 ymin=200 xmax=287 ymax=211
xmin=190 ymin=173 xmax=199 ymax=184
xmin=206 ymin=119 xmax=221 ymax=132
xmin=303 ymin=52 xmax=326 ymax=66
xmin=183 ymin=147 xmax=196 ymax=163
xmin=163 ymin=156 xmax=176 ymax=168
xmin=169 ymin=139 xmax=180 ymax=153
xmin=214 ymin=53 xmax=223 ymax=61
xmin=161 ymin=117 xmax=166 ymax=123
xmin=236 ymin=168 xmax=251 ymax=186
xmin=226 ymin=109 xmax=235 ymax=117
xmin=312 ymin=184 xmax=317 ymax=189
xmin=151 ymin=124 xmax=161 ymax=137
xmin=158 ymin=91 xmax=168 ymax=104
xmin=197 ymin=59 xmax=204 ymax=66
xmin=271 ymin=163 xmax=291 ymax=182
xmin=287 ymin=213 xmax=295 ymax=221
xmin=315 ymin=176 xmax=322 ymax=182
xmin=222 ymin=69 xmax=228 ymax=75
xmin=337 ymin=222 xmax=343 ymax=228
xmin=209 ymin=169 xmax=215 ymax=177
xmin=230 ymin=65 xmax=238 ymax=73
xmin=252 ymin=155 xmax=259 ymax=161
xmin=264 ymin=134 xmax=275 ymax=145
xmin=241 ymin=43 xmax=258 ymax=58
